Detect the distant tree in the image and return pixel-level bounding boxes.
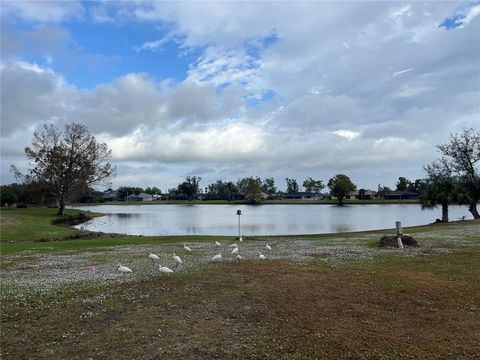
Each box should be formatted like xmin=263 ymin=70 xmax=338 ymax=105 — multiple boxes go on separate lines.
xmin=207 ymin=180 xmax=238 ymax=199
xmin=420 ymin=161 xmax=462 ymax=222
xmin=145 ymin=186 xmax=162 ymax=195
xmin=303 ymin=178 xmax=325 ymax=194
xmin=407 ymin=179 xmax=425 ymax=193
xmin=117 ymin=186 xmax=144 ymax=200
xmin=285 ymin=178 xmax=299 ymax=193
xmin=177 ymin=176 xmax=202 ymax=200
xmin=377 ymin=184 xmax=392 ymax=198
xmin=436 ymin=128 xmax=480 ymax=219
xmin=395 ymin=177 xmax=411 ymax=192
xmin=262 ymin=177 xmax=277 ymax=197
xmin=13 ymin=123 xmax=115 ymax=215
xmin=328 ymin=174 xmax=356 ymax=205
xmin=237 ymin=177 xmax=263 ymax=203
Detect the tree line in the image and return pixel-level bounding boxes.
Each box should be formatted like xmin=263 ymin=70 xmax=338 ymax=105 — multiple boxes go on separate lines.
xmin=1 ymin=123 xmax=478 ymax=220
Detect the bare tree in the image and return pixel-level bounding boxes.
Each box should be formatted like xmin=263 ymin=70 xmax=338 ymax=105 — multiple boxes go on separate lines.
xmin=20 ymin=123 xmax=115 ymax=215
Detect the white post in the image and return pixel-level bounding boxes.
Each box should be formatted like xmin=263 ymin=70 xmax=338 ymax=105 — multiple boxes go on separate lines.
xmin=396 ymin=221 xmax=404 ymax=248
xmin=395 ymin=221 xmax=403 ymax=236
xmin=236 ymin=210 xmax=242 ymax=239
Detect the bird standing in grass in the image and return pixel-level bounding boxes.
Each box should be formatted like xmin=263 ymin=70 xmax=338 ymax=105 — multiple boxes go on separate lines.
xmin=239 ymin=236 xmax=243 ymax=242
xmin=258 ymin=253 xmax=266 ymax=260
xmin=173 ymin=254 xmax=183 ymax=268
xmin=265 ymin=243 xmax=272 ymax=251
xmin=231 ymin=247 xmax=239 ymax=255
xmin=230 ymin=243 xmax=238 ymax=248
xmin=148 ymin=252 xmax=160 ymax=260
xmin=184 ymin=243 xmax=192 ymax=252
xmin=236 ymin=254 xmax=242 ymax=260
xmin=215 ymin=241 xmax=222 ymax=246
xmin=117 ymin=265 xmax=132 ymax=273
xmin=212 ymin=253 xmax=222 ymax=261
xmin=158 ymin=265 xmax=174 ymax=274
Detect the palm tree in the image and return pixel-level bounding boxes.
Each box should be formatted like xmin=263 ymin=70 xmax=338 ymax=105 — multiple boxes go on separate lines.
xmin=420 ymin=162 xmax=461 ymax=222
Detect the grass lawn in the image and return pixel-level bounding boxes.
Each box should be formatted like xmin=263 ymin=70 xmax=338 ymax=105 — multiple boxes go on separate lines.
xmin=0 ymin=207 xmax=86 ymax=242
xmin=1 ymin=208 xmax=479 ymax=359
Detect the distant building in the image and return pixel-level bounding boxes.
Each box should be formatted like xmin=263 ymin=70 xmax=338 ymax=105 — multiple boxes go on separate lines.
xmin=101 ymin=189 xmax=119 ymax=202
xmin=125 ymin=193 xmax=154 ymax=202
xmin=384 ymin=191 xmax=419 ymax=200
xmin=283 ymin=192 xmax=323 ymax=200
xmin=346 ymin=189 xmax=379 ymax=200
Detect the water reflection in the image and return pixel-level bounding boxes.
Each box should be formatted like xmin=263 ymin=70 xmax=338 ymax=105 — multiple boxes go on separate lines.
xmin=73 ymin=204 xmax=469 ymax=236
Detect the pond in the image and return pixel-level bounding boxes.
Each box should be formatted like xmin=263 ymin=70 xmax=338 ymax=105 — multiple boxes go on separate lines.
xmin=71 ymin=204 xmax=470 ymax=236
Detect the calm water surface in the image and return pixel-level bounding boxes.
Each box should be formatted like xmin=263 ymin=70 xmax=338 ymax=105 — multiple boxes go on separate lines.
xmin=71 ymin=204 xmax=470 ymax=236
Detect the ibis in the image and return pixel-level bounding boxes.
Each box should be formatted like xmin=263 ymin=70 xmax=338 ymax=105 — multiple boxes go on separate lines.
xmin=258 ymin=253 xmax=266 ymax=260
xmin=266 ymin=243 xmax=272 ymax=251
xmin=231 ymin=247 xmax=239 ymax=255
xmin=117 ymin=265 xmax=132 ymax=273
xmin=184 ymin=243 xmax=192 ymax=252
xmin=158 ymin=265 xmax=174 ymax=274
xmin=173 ymin=254 xmax=183 ymax=267
xmin=212 ymin=253 xmax=222 ymax=261
xmin=148 ymin=252 xmax=160 ymax=260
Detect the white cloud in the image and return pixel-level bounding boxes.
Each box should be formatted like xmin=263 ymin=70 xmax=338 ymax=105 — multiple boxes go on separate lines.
xmin=333 ymin=130 xmax=361 ymax=140
xmin=1 ymin=1 xmax=84 ymax=23
xmin=1 ymin=2 xmax=479 ymax=190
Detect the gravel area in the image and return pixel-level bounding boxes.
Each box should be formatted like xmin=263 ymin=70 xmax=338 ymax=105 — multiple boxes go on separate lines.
xmin=1 ymin=221 xmax=479 ymax=296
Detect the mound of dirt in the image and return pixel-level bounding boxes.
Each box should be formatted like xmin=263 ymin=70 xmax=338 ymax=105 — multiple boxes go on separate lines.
xmin=51 ymin=213 xmax=93 ymax=226
xmin=379 ymin=235 xmax=419 ymax=248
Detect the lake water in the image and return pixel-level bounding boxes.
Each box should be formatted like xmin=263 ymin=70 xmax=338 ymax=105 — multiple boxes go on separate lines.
xmin=71 ymin=204 xmax=470 ymax=236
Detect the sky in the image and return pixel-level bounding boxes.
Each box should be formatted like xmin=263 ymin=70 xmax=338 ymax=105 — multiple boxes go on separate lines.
xmin=1 ymin=1 xmax=479 ymax=192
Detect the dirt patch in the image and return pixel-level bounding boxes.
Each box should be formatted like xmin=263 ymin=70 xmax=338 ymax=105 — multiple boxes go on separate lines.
xmin=51 ymin=212 xmax=93 ymax=226
xmin=380 ymin=235 xmax=419 ymax=248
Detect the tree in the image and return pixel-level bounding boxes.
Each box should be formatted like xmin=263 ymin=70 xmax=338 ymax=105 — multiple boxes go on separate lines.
xmin=327 ymin=174 xmax=356 ymax=205
xmin=285 ymin=178 xmax=299 ymax=193
xmin=395 ymin=177 xmax=411 ymax=192
xmin=303 ymin=178 xmax=325 ymax=194
xmin=237 ymin=177 xmax=263 ymax=203
xmin=18 ymin=123 xmax=114 ymax=215
xmin=420 ymin=161 xmax=462 ymax=222
xmin=177 ymin=176 xmax=202 ymax=200
xmin=262 ymin=177 xmax=277 ymax=198
xmin=436 ymin=128 xmax=480 ymax=219
xmin=207 ymin=180 xmax=238 ymax=199
xmin=117 ymin=186 xmax=144 ymax=200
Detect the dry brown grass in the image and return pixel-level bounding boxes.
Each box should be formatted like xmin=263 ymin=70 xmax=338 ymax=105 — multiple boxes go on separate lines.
xmin=2 ymin=255 xmax=479 ymax=359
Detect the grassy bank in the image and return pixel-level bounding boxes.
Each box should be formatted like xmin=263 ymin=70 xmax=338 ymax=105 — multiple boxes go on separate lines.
xmin=1 ymin=208 xmax=479 ymax=359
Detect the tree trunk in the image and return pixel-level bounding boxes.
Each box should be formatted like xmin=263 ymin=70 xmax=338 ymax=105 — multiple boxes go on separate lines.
xmin=469 ymin=202 xmax=480 ymax=219
xmin=441 ymin=203 xmax=449 ymax=222
xmin=57 ymin=194 xmax=66 ymax=216
xmin=338 ymin=196 xmax=344 ymax=206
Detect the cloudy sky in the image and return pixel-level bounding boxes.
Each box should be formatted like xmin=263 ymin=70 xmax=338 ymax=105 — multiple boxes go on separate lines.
xmin=1 ymin=1 xmax=479 ymax=192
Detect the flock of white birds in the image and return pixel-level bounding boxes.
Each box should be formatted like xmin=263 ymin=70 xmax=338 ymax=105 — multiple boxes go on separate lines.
xmin=117 ymin=237 xmax=273 ymax=275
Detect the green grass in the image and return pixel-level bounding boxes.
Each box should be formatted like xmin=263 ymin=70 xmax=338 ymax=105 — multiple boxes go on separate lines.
xmin=0 ymin=207 xmax=83 ymax=242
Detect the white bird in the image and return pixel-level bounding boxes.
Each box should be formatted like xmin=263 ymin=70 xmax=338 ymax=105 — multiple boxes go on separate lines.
xmin=117 ymin=264 xmax=132 ymax=273
xmin=236 ymin=254 xmax=242 ymax=260
xmin=158 ymin=265 xmax=174 ymax=274
xmin=212 ymin=253 xmax=222 ymax=261
xmin=215 ymin=241 xmax=222 ymax=246
xmin=173 ymin=254 xmax=183 ymax=267
xmin=229 ymin=243 xmax=238 ymax=248
xmin=266 ymin=243 xmax=272 ymax=251
xmin=258 ymin=253 xmax=266 ymax=260
xmin=231 ymin=247 xmax=239 ymax=255
xmin=148 ymin=252 xmax=160 ymax=260
xmin=184 ymin=243 xmax=192 ymax=252
xmin=239 ymin=236 xmax=243 ymax=242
